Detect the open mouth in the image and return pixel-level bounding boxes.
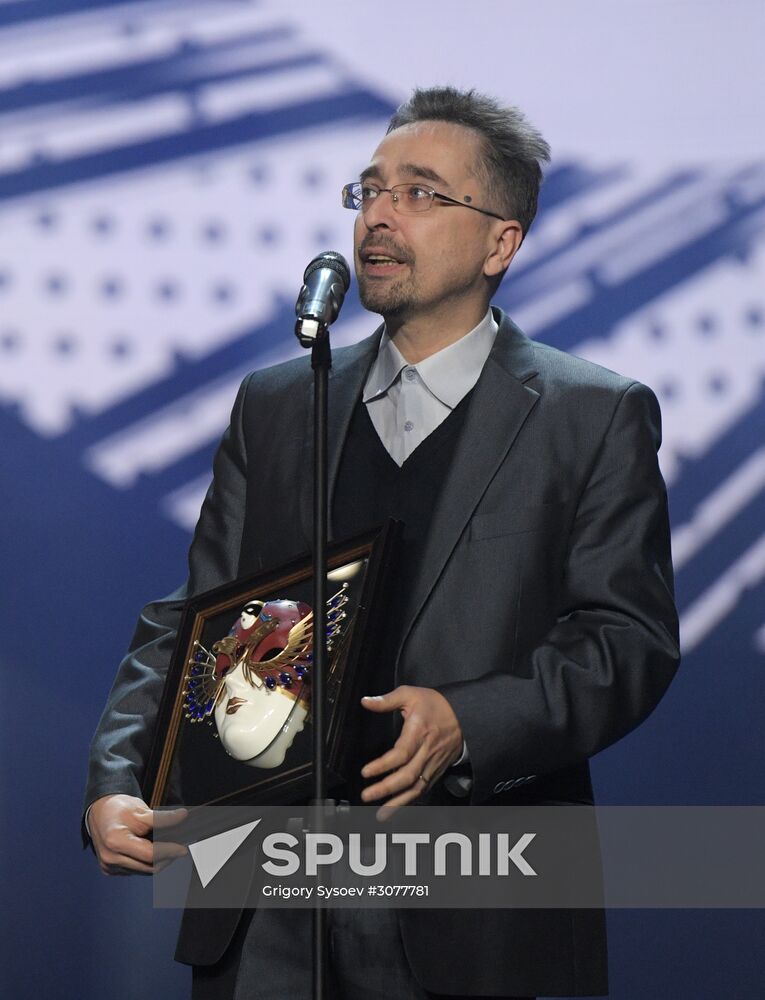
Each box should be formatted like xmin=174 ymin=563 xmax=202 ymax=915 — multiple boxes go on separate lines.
xmin=226 ymin=697 xmax=248 ymax=715
xmin=360 ymin=246 xmax=408 ymax=271
xmin=364 ymin=254 xmax=402 ymax=267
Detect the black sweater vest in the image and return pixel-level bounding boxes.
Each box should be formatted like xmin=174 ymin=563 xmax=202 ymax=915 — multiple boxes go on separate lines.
xmin=332 ymin=391 xmax=473 ymax=801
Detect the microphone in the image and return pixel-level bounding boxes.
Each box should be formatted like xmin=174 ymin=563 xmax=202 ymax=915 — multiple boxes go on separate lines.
xmin=294 ymin=251 xmax=351 ymax=347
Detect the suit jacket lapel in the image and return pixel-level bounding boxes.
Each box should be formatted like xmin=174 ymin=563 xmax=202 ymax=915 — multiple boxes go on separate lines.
xmin=297 ymin=327 xmax=382 ymax=546
xmin=396 ymin=311 xmax=540 ymax=662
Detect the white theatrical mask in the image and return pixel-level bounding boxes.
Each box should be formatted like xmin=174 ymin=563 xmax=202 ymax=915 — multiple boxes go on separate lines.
xmin=183 ymin=594 xmax=345 ymax=766
xmin=209 ymin=598 xmax=313 ymax=768
xmin=214 ymin=659 xmax=307 ymax=768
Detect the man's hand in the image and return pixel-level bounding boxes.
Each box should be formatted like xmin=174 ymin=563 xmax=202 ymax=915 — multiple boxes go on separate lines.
xmin=88 ymin=794 xmax=187 ymax=875
xmin=360 ymin=685 xmax=463 ymax=818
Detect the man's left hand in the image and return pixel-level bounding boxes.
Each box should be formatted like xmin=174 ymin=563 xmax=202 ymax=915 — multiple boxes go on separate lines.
xmin=360 ymin=685 xmax=463 ymax=818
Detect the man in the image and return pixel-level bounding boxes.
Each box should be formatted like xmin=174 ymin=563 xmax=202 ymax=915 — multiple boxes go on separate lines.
xmin=84 ymin=87 xmax=680 ymax=998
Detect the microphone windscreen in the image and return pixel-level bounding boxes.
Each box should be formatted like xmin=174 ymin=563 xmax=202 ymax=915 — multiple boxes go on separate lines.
xmin=303 ymin=251 xmax=350 ymax=290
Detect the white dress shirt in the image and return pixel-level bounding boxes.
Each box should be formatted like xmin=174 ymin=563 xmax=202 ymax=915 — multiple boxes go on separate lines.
xmin=363 ymin=309 xmax=499 ymax=466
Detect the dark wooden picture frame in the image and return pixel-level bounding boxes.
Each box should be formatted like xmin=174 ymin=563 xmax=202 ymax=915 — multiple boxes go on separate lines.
xmin=142 ymin=521 xmax=400 ymax=809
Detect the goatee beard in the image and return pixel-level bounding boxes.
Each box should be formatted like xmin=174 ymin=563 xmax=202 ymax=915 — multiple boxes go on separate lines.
xmin=359 ymin=285 xmax=409 ymax=316
xmin=358 ymin=279 xmax=413 ymax=317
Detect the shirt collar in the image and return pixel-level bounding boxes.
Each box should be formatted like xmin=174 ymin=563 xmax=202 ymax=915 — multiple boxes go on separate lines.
xmin=362 ymin=333 xmax=408 ymax=402
xmin=362 ymin=308 xmax=498 ymax=407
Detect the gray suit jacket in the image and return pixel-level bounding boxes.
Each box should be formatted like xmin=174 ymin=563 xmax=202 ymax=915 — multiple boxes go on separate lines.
xmin=84 ymin=308 xmax=680 ymax=995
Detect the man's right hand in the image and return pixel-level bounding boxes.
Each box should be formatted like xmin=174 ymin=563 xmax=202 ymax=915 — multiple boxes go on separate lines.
xmin=88 ymin=794 xmax=187 ymax=875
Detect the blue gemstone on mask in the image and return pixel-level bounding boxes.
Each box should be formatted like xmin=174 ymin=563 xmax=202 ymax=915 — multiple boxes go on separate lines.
xmin=279 ymin=672 xmax=292 ymax=687
xmin=194 ymin=651 xmax=205 ymax=662
xmin=265 ymin=675 xmax=277 ymax=690
xmin=260 ymin=612 xmax=273 ymax=621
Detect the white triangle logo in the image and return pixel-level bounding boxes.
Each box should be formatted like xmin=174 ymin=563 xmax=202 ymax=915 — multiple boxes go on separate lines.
xmin=188 ymin=819 xmax=262 ymax=888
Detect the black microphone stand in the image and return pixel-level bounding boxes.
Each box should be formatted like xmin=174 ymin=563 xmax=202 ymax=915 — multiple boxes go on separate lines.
xmin=295 ymin=250 xmax=350 ymax=1000
xmin=309 ymin=331 xmax=332 ymax=1000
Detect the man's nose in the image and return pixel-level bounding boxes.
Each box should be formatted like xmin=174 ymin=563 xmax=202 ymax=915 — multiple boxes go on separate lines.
xmin=361 ymin=190 xmax=398 ymax=229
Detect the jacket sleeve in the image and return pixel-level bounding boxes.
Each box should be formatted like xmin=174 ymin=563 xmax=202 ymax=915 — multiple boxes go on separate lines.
xmin=82 ymin=374 xmax=252 ymax=831
xmin=437 ymin=381 xmax=681 ymax=804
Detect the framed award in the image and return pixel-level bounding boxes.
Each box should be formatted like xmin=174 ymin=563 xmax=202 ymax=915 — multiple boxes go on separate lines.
xmin=142 ymin=521 xmax=400 ymax=809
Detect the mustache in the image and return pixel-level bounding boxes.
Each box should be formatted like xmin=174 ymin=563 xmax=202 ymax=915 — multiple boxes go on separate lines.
xmin=358 ymin=236 xmax=413 ymax=264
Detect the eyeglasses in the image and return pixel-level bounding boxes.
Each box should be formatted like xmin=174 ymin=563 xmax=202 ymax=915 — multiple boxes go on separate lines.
xmin=341 ymin=182 xmax=505 ymax=221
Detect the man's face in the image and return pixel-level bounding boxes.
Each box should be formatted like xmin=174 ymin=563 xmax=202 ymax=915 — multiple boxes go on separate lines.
xmin=353 ymin=120 xmax=499 ymax=321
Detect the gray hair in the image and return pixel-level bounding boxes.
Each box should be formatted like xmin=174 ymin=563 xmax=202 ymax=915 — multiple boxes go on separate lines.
xmin=387 ymin=86 xmax=551 ymax=237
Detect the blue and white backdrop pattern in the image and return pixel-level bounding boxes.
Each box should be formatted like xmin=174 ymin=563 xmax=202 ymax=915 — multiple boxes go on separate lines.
xmin=1 ymin=2 xmax=763 ymax=998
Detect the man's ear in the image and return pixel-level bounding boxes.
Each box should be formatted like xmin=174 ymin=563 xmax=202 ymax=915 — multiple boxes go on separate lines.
xmin=484 ymin=220 xmax=523 ymax=279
